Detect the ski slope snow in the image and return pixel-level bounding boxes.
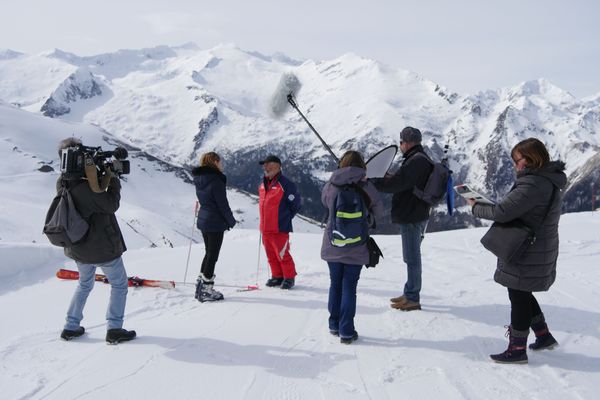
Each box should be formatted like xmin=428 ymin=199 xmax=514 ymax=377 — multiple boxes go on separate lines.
xmin=0 ymin=212 xmax=599 ymax=400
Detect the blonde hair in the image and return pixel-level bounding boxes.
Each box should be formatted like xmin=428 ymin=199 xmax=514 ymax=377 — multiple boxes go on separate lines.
xmin=338 ymin=150 xmax=366 ymax=169
xmin=200 ymin=152 xmax=221 ymax=169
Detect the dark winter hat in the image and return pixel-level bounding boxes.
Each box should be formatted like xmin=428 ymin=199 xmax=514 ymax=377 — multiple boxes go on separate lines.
xmin=258 ymin=155 xmax=282 ymax=165
xmin=400 ymin=127 xmax=422 ymax=143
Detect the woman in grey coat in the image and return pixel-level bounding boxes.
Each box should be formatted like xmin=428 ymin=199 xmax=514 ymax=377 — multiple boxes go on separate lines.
xmin=469 ymin=138 xmax=566 ymax=364
xmin=321 ymin=151 xmax=384 ymax=344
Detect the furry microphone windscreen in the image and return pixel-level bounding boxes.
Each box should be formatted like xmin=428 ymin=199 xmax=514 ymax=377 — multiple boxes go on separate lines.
xmin=269 ymin=72 xmax=302 ymax=118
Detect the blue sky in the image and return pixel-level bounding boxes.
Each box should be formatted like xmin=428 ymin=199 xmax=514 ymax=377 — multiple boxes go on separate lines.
xmin=1 ymin=0 xmax=599 ymax=97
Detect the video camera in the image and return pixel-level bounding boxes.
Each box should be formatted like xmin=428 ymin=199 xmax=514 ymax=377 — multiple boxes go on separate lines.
xmin=60 ymin=144 xmax=130 ymax=180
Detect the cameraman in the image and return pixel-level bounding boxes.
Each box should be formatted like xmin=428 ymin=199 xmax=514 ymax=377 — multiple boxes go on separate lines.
xmin=58 ymin=137 xmax=136 ymax=344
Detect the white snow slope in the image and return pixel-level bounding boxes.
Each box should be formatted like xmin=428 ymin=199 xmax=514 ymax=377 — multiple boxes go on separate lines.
xmin=1 ymin=212 xmax=599 ymax=400
xmin=0 ymin=101 xmax=319 ymax=248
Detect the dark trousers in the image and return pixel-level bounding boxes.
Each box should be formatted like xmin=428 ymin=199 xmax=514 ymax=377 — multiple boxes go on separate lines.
xmin=508 ymin=288 xmax=543 ymax=331
xmin=327 ymin=262 xmax=362 ymax=338
xmin=200 ymin=231 xmax=224 ymax=280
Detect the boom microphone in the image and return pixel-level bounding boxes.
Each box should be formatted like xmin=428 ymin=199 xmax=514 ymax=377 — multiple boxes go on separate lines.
xmin=269 ymin=72 xmax=302 ymax=118
xmin=268 ymin=71 xmax=339 ymax=163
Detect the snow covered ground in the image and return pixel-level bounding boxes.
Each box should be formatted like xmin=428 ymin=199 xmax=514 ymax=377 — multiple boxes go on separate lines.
xmin=1 ymin=212 xmax=599 ymax=400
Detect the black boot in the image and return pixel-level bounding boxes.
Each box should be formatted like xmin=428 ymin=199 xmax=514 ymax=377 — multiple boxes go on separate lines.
xmin=280 ymin=278 xmax=295 ymax=290
xmin=490 ymin=325 xmax=529 ymax=364
xmin=529 ymin=313 xmax=558 ymax=350
xmin=265 ymin=277 xmax=283 ymax=287
xmin=106 ymin=328 xmax=137 ymax=344
xmin=196 ymin=275 xmax=224 ymax=302
xmin=60 ymin=326 xmax=85 ymax=341
xmin=198 ymin=282 xmax=224 ymax=302
xmin=340 ymin=331 xmax=359 ymax=344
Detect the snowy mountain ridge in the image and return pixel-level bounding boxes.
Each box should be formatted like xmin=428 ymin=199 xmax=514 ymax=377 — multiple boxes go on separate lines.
xmin=1 ymin=43 xmax=599 ymax=231
xmin=0 ymin=101 xmax=320 ymax=247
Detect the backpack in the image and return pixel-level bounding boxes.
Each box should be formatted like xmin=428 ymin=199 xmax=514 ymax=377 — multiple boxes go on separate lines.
xmin=329 ymin=183 xmax=370 ymax=248
xmin=412 ymin=152 xmax=454 ymax=215
xmin=43 ymin=182 xmax=89 ymax=247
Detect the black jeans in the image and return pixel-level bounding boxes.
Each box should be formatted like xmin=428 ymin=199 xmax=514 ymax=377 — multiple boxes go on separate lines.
xmin=200 ymin=231 xmax=224 ymax=280
xmin=507 ymin=288 xmax=543 ymax=331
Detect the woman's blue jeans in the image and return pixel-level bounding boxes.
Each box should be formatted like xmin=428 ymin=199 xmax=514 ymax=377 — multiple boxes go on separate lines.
xmin=328 ymin=262 xmax=362 ymax=339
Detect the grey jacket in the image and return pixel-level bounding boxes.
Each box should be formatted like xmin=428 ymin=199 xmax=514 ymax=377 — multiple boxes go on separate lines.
xmin=59 ymin=177 xmax=127 ymax=264
xmin=320 ymin=167 xmax=384 ymax=265
xmin=472 ymin=161 xmax=566 ymax=291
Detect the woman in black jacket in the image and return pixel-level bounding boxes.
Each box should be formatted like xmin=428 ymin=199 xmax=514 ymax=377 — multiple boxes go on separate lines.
xmin=191 ymin=152 xmax=236 ymax=302
xmin=469 ymin=138 xmax=566 ymax=364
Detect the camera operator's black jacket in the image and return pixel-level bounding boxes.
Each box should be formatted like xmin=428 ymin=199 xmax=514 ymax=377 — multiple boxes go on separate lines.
xmin=57 ymin=176 xmax=127 ymax=264
xmin=370 ymin=145 xmax=433 ymax=224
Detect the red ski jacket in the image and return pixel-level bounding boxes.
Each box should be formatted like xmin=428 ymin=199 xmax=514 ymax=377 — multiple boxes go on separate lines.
xmin=258 ymin=173 xmax=301 ymax=233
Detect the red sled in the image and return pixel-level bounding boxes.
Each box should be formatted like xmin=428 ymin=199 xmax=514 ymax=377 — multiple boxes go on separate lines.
xmin=56 ymin=268 xmax=175 ymax=289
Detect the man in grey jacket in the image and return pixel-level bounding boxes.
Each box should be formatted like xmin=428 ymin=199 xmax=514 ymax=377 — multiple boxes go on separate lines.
xmin=57 ymin=138 xmax=136 ymax=345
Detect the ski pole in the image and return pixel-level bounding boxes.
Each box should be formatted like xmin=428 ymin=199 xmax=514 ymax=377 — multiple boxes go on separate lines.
xmin=183 ymin=201 xmax=200 ymax=285
xmin=254 ymin=232 xmax=262 ymax=288
xmin=237 ymin=232 xmax=262 ymax=292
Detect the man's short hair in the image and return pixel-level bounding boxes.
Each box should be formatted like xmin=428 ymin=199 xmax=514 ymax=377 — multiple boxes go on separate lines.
xmin=400 ymin=127 xmax=422 ymax=144
xmin=58 ymin=137 xmax=82 ymax=157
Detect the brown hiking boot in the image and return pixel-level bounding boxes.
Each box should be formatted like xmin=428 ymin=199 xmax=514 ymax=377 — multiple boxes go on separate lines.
xmin=391 ymin=300 xmax=421 ymax=311
xmin=390 ymin=295 xmax=407 ymax=304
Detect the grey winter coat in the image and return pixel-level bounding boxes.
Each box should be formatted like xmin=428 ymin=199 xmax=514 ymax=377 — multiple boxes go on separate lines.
xmin=472 ymin=161 xmax=566 ymax=292
xmin=59 ymin=176 xmax=127 ymax=264
xmin=321 ymin=167 xmax=384 ymax=266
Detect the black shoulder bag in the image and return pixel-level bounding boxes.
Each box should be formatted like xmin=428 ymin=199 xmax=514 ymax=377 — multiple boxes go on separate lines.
xmin=480 ymin=184 xmax=557 ymax=264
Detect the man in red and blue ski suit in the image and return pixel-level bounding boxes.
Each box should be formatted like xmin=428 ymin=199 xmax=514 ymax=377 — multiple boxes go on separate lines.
xmin=258 ymin=155 xmax=301 ymax=289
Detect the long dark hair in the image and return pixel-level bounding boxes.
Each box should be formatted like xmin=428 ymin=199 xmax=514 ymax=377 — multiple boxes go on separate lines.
xmin=511 ymin=138 xmax=550 ymax=169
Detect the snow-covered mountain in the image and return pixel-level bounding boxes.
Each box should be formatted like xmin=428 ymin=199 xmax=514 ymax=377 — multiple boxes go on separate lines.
xmin=1 ymin=44 xmax=599 ymax=231
xmin=0 ymin=101 xmax=320 ymax=247
xmin=40 ymin=68 xmax=104 ymax=117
